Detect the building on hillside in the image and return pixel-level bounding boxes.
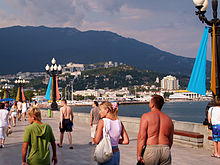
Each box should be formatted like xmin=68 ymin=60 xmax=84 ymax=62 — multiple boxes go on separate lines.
xmin=161 ymin=75 xmax=179 ymax=90
xmin=62 ymin=62 xmax=84 ymax=76
xmin=155 ymin=77 xmax=159 ymax=83
xmin=104 ymin=61 xmax=114 ymax=68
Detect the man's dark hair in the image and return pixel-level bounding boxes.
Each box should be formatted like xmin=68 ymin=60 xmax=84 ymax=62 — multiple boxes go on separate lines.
xmin=61 ymin=99 xmax=67 ymax=104
xmin=151 ymin=95 xmax=164 ymax=110
xmin=94 ymin=101 xmax=98 ymax=107
xmin=0 ymin=103 xmax=5 ymax=109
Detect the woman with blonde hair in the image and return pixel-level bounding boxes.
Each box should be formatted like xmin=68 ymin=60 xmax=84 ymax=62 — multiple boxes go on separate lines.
xmin=95 ymin=101 xmax=129 ymax=165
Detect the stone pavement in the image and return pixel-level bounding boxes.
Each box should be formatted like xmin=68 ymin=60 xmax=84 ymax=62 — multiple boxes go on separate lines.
xmin=0 ymin=117 xmax=220 ymax=165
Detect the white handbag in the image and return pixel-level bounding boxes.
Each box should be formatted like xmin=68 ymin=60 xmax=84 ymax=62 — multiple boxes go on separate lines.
xmin=94 ymin=118 xmax=113 ymax=163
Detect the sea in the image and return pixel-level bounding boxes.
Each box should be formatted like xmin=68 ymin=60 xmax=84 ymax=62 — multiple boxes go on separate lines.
xmin=72 ymin=101 xmax=210 ymax=123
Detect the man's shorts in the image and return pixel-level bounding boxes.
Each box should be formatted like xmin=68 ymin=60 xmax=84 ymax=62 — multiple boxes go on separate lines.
xmin=91 ymin=124 xmax=97 ymax=138
xmin=212 ymin=124 xmax=220 ymax=142
xmin=143 ymin=145 xmax=171 ymax=165
xmin=11 ymin=112 xmax=17 ymax=117
xmin=59 ymin=119 xmax=73 ymax=133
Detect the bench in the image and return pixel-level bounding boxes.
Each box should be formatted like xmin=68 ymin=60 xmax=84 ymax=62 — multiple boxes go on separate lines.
xmin=173 ymin=130 xmax=204 ymax=148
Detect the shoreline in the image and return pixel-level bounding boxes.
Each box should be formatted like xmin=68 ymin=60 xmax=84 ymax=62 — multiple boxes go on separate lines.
xmin=38 ymin=99 xmax=211 ymax=108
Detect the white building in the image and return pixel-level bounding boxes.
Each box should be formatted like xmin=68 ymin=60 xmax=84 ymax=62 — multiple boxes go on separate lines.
xmin=169 ymin=90 xmax=210 ymax=100
xmin=155 ymin=77 xmax=159 ymax=83
xmin=72 ymin=89 xmax=100 ymax=97
xmin=161 ymin=75 xmax=179 ymax=90
xmin=62 ymin=62 xmax=84 ymax=76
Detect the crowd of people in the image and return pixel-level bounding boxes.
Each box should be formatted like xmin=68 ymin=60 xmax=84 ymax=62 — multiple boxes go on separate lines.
xmin=0 ymin=95 xmax=219 ymax=164
xmin=0 ymin=100 xmax=31 ymax=148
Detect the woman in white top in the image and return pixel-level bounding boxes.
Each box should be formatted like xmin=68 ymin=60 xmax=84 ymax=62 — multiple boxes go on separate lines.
xmin=10 ymin=101 xmax=18 ymax=127
xmin=22 ymin=101 xmax=27 ymax=121
xmin=208 ymin=99 xmax=220 ymax=158
xmin=95 ymin=101 xmax=129 ymax=165
xmin=0 ymin=103 xmax=10 ymax=148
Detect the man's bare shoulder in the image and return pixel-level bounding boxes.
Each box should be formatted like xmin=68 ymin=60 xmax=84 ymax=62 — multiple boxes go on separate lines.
xmin=142 ymin=111 xmax=172 ymax=122
xmin=60 ymin=107 xmax=64 ymax=111
xmin=67 ymin=105 xmax=72 ymax=110
xmin=141 ymin=112 xmax=152 ymax=120
xmin=160 ymin=111 xmax=172 ymax=121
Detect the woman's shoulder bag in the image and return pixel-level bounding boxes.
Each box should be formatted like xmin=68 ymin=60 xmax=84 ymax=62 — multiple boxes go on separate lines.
xmin=94 ymin=118 xmax=113 ymax=163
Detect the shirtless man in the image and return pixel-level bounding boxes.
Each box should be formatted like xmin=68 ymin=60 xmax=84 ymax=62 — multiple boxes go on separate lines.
xmin=57 ymin=99 xmax=74 ymax=149
xmin=137 ymin=95 xmax=174 ymax=165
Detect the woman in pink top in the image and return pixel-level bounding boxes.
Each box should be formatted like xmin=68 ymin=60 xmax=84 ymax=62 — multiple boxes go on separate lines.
xmin=95 ymin=101 xmax=129 ymax=165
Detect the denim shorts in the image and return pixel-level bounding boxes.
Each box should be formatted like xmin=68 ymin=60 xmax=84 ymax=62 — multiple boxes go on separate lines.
xmin=98 ymin=146 xmax=120 ymax=165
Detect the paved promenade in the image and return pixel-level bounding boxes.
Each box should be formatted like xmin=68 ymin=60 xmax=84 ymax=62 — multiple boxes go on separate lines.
xmin=0 ymin=117 xmax=220 ymax=165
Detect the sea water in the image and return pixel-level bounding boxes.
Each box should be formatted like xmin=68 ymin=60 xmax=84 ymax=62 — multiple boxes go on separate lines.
xmin=72 ymin=101 xmax=209 ymax=123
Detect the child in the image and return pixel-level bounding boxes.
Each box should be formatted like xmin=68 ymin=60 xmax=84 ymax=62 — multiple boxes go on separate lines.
xmin=22 ymin=107 xmax=57 ymax=165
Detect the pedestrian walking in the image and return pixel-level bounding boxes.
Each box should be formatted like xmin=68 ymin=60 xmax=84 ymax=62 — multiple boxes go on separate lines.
xmin=17 ymin=101 xmax=22 ymax=121
xmin=208 ymin=98 xmax=220 ymax=158
xmin=57 ymin=99 xmax=74 ymax=149
xmin=90 ymin=101 xmax=100 ymax=145
xmin=22 ymin=100 xmax=27 ymax=121
xmin=137 ymin=95 xmax=174 ymax=165
xmin=22 ymin=106 xmax=57 ymax=165
xmin=0 ymin=103 xmax=11 ymax=148
xmin=95 ymin=101 xmax=129 ymax=165
xmin=10 ymin=101 xmax=18 ymax=127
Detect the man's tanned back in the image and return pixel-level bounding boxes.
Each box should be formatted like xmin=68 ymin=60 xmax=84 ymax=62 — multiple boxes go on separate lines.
xmin=144 ymin=111 xmax=173 ymax=147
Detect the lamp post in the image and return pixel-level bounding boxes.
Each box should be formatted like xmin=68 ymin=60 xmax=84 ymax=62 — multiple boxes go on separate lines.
xmin=2 ymin=83 xmax=10 ymax=99
xmin=193 ymin=0 xmax=220 ymax=97
xmin=45 ymin=58 xmax=62 ymax=110
xmin=15 ymin=76 xmax=26 ymax=102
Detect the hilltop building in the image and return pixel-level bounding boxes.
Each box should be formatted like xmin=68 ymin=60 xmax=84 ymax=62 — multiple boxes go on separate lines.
xmin=62 ymin=62 xmax=84 ymax=76
xmin=161 ymin=75 xmax=179 ymax=90
xmin=104 ymin=61 xmax=121 ymax=68
xmin=155 ymin=77 xmax=159 ymax=83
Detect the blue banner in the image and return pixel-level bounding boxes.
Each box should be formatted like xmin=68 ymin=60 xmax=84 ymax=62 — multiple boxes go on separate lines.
xmin=45 ymin=77 xmax=52 ymax=100
xmin=187 ymin=27 xmax=209 ymax=95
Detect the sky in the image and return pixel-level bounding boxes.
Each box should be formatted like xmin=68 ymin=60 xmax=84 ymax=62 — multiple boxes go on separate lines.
xmin=0 ymin=0 xmax=214 ymax=60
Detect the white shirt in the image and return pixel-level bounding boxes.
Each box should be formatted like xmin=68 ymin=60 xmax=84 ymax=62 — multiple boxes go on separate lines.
xmin=22 ymin=103 xmax=27 ymax=111
xmin=103 ymin=118 xmax=122 ymax=146
xmin=17 ymin=102 xmax=22 ymax=110
xmin=0 ymin=109 xmax=8 ymax=127
xmin=209 ymin=107 xmax=220 ymax=125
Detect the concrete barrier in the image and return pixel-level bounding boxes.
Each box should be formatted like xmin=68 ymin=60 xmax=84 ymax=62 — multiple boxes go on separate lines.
xmin=40 ymin=110 xmax=213 ymax=150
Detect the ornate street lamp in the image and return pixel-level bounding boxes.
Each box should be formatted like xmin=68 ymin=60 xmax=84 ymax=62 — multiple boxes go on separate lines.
xmin=15 ymin=76 xmax=27 ymax=102
xmin=2 ymin=83 xmax=10 ymax=99
xmin=193 ymin=0 xmax=220 ymax=97
xmin=45 ymin=58 xmax=62 ymax=110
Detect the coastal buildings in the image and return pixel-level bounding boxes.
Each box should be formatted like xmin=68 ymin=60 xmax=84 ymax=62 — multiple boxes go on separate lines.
xmin=161 ymin=75 xmax=179 ymax=90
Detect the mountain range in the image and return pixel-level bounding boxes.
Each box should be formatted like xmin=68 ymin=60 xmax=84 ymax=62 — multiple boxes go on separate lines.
xmin=0 ymin=25 xmax=211 ymax=75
